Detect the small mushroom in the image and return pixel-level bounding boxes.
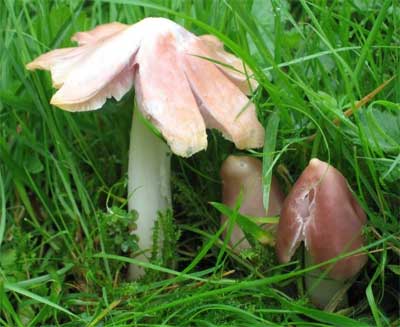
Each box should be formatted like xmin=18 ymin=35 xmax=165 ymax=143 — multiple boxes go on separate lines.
xmin=276 ymin=158 xmax=367 ymax=308
xmin=26 ymin=18 xmax=264 ymax=279
xmin=220 ymin=155 xmax=284 ymax=251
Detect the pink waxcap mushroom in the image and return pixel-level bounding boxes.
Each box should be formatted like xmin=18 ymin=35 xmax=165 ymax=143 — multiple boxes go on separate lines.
xmin=26 ymin=17 xmax=264 ymax=157
xmin=276 ymin=158 xmax=367 ymax=280
xmin=220 ymin=155 xmax=285 ymax=250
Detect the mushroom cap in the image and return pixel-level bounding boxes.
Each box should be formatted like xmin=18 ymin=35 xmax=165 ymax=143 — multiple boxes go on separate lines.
xmin=220 ymin=155 xmax=285 ymax=250
xmin=276 ymin=158 xmax=367 ymax=280
xmin=26 ymin=17 xmax=264 ymax=157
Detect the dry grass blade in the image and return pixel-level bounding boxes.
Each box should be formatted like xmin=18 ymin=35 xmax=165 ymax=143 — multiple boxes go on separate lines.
xmin=308 ymin=76 xmax=396 ymax=142
xmin=332 ymin=75 xmax=396 ymax=125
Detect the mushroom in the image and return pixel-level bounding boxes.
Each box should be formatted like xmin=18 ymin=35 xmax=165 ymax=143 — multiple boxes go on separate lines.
xmin=276 ymin=158 xmax=367 ymax=308
xmin=26 ymin=17 xmax=265 ymax=279
xmin=220 ymin=155 xmax=284 ymax=251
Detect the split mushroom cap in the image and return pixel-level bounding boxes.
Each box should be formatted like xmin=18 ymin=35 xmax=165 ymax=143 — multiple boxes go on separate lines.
xmin=276 ymin=158 xmax=367 ymax=280
xmin=26 ymin=17 xmax=264 ymax=157
xmin=220 ymin=155 xmax=285 ymax=250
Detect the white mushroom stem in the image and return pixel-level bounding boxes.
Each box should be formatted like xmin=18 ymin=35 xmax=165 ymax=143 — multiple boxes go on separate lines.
xmin=127 ymin=108 xmax=171 ymax=280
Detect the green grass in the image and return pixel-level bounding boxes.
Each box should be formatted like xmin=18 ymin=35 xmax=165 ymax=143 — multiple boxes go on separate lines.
xmin=1 ymin=0 xmax=399 ymax=326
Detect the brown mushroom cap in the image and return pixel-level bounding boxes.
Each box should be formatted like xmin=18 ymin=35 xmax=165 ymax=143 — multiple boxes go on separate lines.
xmin=276 ymin=158 xmax=367 ymax=280
xmin=220 ymin=155 xmax=285 ymax=250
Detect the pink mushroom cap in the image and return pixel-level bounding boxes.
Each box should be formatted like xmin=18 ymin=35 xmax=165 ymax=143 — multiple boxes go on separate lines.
xmin=276 ymin=158 xmax=368 ymax=280
xmin=220 ymin=155 xmax=285 ymax=250
xmin=26 ymin=18 xmax=264 ymax=157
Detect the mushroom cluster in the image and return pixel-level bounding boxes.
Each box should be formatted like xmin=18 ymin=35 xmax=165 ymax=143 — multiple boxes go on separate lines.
xmin=26 ymin=18 xmax=369 ymax=304
xmin=26 ymin=17 xmax=265 ymax=279
xmin=220 ymin=157 xmax=368 ymax=308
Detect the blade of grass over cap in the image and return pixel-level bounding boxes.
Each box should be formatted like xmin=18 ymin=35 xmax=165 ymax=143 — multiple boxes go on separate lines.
xmin=211 ymin=202 xmax=275 ymax=245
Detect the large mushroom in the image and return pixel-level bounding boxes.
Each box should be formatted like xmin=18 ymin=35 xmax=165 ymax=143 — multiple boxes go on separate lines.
xmin=276 ymin=158 xmax=368 ymax=308
xmin=220 ymin=155 xmax=284 ymax=251
xmin=26 ymin=17 xmax=265 ymax=279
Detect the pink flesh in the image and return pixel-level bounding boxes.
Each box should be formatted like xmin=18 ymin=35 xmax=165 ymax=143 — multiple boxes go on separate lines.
xmin=26 ymin=47 xmax=90 ymax=88
xmin=276 ymin=159 xmax=367 ymax=280
xmin=71 ymin=22 xmax=128 ymax=45
xmin=27 ymin=22 xmax=130 ymax=90
xmin=134 ymin=31 xmax=207 ymax=157
xmin=198 ymin=35 xmax=258 ymax=94
xmin=49 ymin=24 xmax=143 ymax=110
xmin=183 ymin=39 xmax=264 ymax=149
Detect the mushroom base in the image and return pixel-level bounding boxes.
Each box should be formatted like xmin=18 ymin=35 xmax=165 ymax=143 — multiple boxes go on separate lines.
xmin=304 ymin=250 xmax=349 ymax=310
